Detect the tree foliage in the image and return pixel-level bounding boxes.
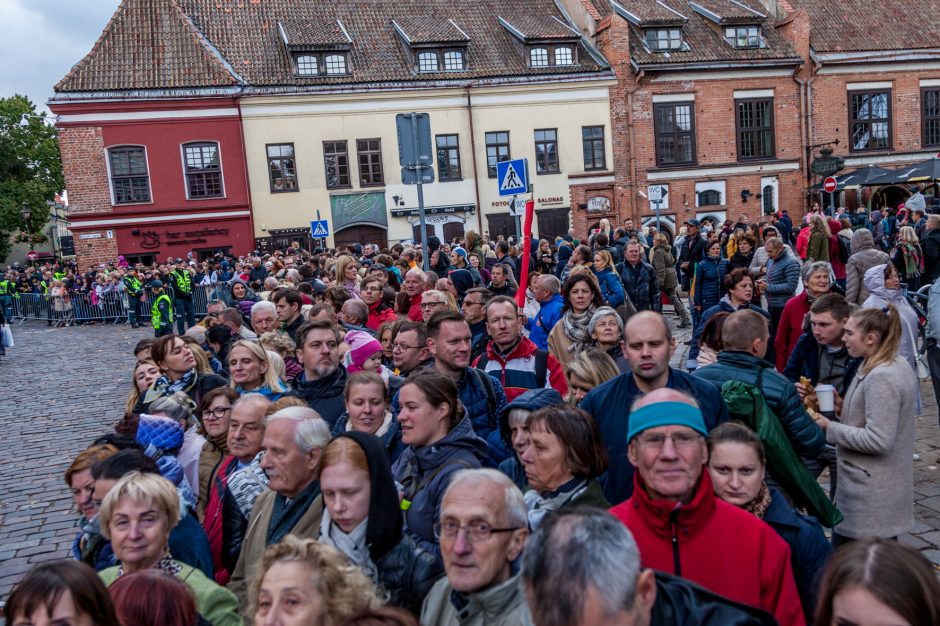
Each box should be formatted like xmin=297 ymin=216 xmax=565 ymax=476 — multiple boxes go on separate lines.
xmin=0 ymin=95 xmax=64 ymax=261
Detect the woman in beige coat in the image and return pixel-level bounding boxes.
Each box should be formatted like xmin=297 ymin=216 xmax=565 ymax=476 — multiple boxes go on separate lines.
xmin=814 ymin=304 xmax=917 ymax=546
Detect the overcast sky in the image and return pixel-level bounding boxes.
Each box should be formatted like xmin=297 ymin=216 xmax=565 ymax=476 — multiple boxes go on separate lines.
xmin=0 ymin=0 xmax=120 ymax=113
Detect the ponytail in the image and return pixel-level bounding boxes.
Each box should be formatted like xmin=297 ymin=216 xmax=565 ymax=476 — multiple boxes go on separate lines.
xmin=851 ymin=304 xmax=902 ymax=374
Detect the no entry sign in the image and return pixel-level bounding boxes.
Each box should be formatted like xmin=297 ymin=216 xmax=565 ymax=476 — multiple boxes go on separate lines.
xmin=823 ymin=176 xmax=838 ymax=193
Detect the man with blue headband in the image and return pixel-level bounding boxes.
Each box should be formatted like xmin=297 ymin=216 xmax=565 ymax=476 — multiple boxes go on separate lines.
xmin=609 ymin=388 xmax=804 ymax=626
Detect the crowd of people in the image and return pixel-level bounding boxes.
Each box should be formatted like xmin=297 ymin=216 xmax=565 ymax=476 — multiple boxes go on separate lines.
xmin=6 ymin=212 xmax=940 ymax=626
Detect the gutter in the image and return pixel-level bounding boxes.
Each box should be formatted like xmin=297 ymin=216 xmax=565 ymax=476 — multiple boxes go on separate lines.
xmin=633 ymin=57 xmax=802 ymax=72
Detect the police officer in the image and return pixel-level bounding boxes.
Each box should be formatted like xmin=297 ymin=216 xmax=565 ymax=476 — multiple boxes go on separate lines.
xmin=0 ymin=272 xmax=14 ymax=320
xmin=167 ymin=259 xmax=195 ymax=334
xmin=150 ymin=279 xmax=174 ymax=337
xmin=123 ymin=268 xmax=144 ymax=328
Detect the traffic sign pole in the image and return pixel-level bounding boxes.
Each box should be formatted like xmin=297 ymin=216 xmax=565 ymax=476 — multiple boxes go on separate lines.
xmin=411 ymin=112 xmax=429 ymax=271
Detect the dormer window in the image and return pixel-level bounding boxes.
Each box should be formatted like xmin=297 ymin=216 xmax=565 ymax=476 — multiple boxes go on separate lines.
xmin=725 ymin=25 xmax=763 ymax=49
xmin=645 ymin=28 xmax=683 ymax=51
xmin=414 ymin=48 xmax=466 ymax=73
xmin=291 ymin=52 xmax=349 ymax=77
xmin=527 ymin=45 xmax=577 ymax=68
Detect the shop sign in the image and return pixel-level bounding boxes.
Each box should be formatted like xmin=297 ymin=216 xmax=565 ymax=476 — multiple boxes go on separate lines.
xmin=79 ymin=232 xmax=102 ymax=240
xmin=135 ymin=227 xmax=231 ymax=249
xmin=538 ymin=196 xmax=565 ymax=206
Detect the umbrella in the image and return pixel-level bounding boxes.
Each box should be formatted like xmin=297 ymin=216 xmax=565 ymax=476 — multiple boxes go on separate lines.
xmin=812 ymin=165 xmax=897 ymax=190
xmin=862 ymin=157 xmax=940 ymax=185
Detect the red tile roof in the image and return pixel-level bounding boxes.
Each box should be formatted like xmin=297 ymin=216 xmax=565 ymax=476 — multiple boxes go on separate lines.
xmin=785 ymin=0 xmax=940 ymax=53
xmin=55 ymin=0 xmax=609 ymax=94
xmin=56 ymin=0 xmax=238 ymax=92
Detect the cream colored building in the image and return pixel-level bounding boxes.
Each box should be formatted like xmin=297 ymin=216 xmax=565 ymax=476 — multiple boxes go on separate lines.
xmin=241 ymin=79 xmax=615 ymax=249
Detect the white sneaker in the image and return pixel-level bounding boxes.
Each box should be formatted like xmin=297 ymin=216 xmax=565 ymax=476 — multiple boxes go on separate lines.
xmin=914 ymin=453 xmax=922 ymax=461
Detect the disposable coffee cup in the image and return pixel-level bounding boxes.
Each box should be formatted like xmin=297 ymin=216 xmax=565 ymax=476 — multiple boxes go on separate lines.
xmin=816 ymin=384 xmax=835 ymax=413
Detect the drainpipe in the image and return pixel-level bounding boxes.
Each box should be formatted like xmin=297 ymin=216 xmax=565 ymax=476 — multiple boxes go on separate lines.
xmin=625 ymin=70 xmax=644 ymax=222
xmin=465 ymin=86 xmax=485 ymax=234
xmin=235 ymin=90 xmax=257 ymax=254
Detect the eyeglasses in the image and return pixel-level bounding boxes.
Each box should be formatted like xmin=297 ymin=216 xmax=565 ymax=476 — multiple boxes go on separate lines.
xmin=420 ymin=301 xmax=447 ymax=309
xmin=433 ymin=520 xmax=522 ymax=543
xmin=637 ymin=432 xmax=701 ymax=450
xmin=204 ymin=406 xmax=233 ymax=420
xmin=392 ymin=343 xmax=425 ymax=352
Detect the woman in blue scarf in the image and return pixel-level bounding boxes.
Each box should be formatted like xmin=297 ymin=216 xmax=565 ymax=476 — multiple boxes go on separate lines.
xmin=227 ymin=339 xmax=291 ymax=401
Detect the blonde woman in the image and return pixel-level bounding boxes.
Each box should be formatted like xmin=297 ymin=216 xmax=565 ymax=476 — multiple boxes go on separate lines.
xmin=892 ymin=225 xmax=923 ymax=290
xmin=50 ymin=279 xmax=72 ymax=326
xmin=806 ymin=214 xmax=832 ymax=263
xmin=564 ymin=349 xmax=620 ymax=406
xmin=814 ymin=305 xmax=917 ymax=546
xmin=335 ymin=255 xmax=362 ymax=299
xmin=249 ymin=535 xmax=383 ymax=625
xmin=227 ymin=339 xmax=289 ymax=401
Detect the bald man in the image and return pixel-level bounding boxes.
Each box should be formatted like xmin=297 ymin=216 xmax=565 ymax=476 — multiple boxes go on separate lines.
xmin=579 ymin=311 xmax=729 ymax=505
xmin=609 ymin=389 xmax=804 ymax=626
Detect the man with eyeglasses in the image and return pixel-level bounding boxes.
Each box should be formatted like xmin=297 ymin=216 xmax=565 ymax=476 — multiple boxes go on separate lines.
xmin=579 ymin=311 xmax=729 ymax=505
xmin=462 ymin=287 xmax=491 ymax=362
xmin=420 ymin=289 xmax=451 ymax=323
xmin=422 ymin=469 xmax=533 ymax=626
xmin=392 ymin=321 xmax=433 ymax=376
xmin=609 ymin=388 xmax=803 ymax=626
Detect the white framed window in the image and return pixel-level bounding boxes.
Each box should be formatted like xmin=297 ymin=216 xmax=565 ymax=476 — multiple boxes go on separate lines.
xmin=554 ymin=46 xmax=573 ymax=65
xmin=296 ymin=55 xmax=318 ymax=75
xmin=529 ymin=47 xmax=549 ymax=67
xmin=443 ymin=49 xmax=464 ymax=71
xmin=324 ymin=54 xmax=348 ymax=75
xmin=724 ymin=25 xmax=762 ymax=49
xmin=182 ymin=141 xmax=224 ymax=199
xmin=417 ymin=51 xmax=439 ymax=72
xmin=695 ymin=181 xmax=726 ymax=207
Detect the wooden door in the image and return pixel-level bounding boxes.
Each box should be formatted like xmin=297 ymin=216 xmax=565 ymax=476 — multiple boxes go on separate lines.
xmin=536 ymin=208 xmax=570 ymax=240
xmin=335 ymin=225 xmax=387 ymax=252
xmin=443 ymin=222 xmax=465 ymax=245
xmin=487 ymin=213 xmax=516 ymax=241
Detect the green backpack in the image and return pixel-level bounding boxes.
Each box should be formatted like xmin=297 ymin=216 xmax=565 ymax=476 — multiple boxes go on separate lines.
xmin=720 ymin=379 xmax=843 ymax=528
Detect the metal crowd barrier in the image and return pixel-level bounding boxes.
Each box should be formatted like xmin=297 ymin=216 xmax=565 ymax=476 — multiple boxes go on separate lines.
xmin=7 ymin=285 xmax=213 ymax=326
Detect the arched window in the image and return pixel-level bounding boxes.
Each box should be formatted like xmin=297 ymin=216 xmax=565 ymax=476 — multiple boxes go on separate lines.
xmin=554 ymin=46 xmax=574 ymax=65
xmin=417 ymin=51 xmax=439 ymax=72
xmin=324 ymin=54 xmax=347 ymax=75
xmin=529 ymin=47 xmax=549 ymax=67
xmin=762 ymin=184 xmax=775 ymax=214
xmin=296 ymin=55 xmax=318 ymax=76
xmin=698 ymin=189 xmax=721 ymax=206
xmin=443 ymin=50 xmax=464 ymax=71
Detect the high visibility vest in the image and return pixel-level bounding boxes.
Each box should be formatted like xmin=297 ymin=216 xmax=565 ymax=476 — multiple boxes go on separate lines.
xmin=172 ymin=270 xmax=192 ymax=294
xmin=124 ymin=275 xmax=142 ymax=296
xmin=0 ymin=280 xmax=11 ymax=296
xmin=151 ymin=293 xmax=174 ymax=329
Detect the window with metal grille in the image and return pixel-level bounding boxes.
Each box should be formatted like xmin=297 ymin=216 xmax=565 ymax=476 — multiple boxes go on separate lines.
xmin=923 ymin=88 xmax=940 ymax=147
xmin=267 ymin=143 xmax=298 ymax=192
xmin=182 ymin=142 xmax=223 ymax=198
xmin=357 ymin=138 xmax=384 ymax=186
xmin=108 ymin=146 xmax=150 ymax=204
xmin=653 ymin=103 xmax=696 ymax=166
xmin=736 ymin=99 xmax=775 ymax=161
xmin=324 ymin=54 xmax=348 ymax=75
xmin=698 ymin=189 xmax=721 ymax=206
xmin=296 ymin=55 xmax=318 ymax=76
xmin=645 ymin=29 xmax=682 ymax=51
xmin=582 ymin=126 xmax=606 ymax=171
xmin=849 ymin=90 xmax=891 ymax=151
xmin=417 ymin=51 xmax=439 ymax=72
xmin=724 ymin=25 xmax=762 ymax=48
xmin=443 ymin=50 xmax=464 ymax=71
xmin=436 ymin=134 xmax=461 ymax=181
xmin=529 ymin=47 xmax=549 ymax=67
xmin=323 ymin=141 xmax=351 ymax=189
xmin=534 ymin=129 xmax=559 ymax=174
xmin=485 ymin=131 xmax=510 ymax=178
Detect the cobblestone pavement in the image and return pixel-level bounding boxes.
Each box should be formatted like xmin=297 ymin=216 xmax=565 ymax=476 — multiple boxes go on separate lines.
xmin=0 ymin=315 xmax=937 ymax=598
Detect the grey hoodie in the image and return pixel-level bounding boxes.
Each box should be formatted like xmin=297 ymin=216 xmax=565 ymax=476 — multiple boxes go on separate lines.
xmin=846 ymin=229 xmax=890 ymax=305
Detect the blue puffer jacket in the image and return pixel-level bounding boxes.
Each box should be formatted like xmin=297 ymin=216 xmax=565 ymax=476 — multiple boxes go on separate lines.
xmin=527 ymin=293 xmax=564 ymax=350
xmin=618 ymin=260 xmax=661 ymax=311
xmin=763 ymin=488 xmax=833 ymax=623
xmin=764 ymin=249 xmax=801 ymax=309
xmin=330 ymin=413 xmax=407 ymax=465
xmin=693 ymin=256 xmax=729 ymax=310
xmin=693 ymin=351 xmax=826 ymax=458
xmin=391 ymin=367 xmax=509 ymax=466
xmin=392 ymin=416 xmax=488 ymax=556
xmin=593 ymin=267 xmax=626 ymax=308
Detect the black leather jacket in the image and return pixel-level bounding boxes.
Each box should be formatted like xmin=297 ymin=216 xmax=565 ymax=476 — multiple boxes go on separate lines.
xmin=221 ymin=484 xmax=249 ymax=574
xmin=374 ymin=535 xmax=443 ymax=614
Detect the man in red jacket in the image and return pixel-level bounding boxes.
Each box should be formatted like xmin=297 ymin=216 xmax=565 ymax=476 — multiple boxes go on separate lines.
xmin=403 ymin=268 xmax=427 ymax=322
xmin=609 ymin=388 xmax=805 ymax=626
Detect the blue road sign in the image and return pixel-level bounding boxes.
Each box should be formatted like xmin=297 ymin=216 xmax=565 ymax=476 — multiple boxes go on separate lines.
xmin=497 ymin=159 xmax=528 ymax=196
xmin=310 ymin=220 xmax=330 ymax=238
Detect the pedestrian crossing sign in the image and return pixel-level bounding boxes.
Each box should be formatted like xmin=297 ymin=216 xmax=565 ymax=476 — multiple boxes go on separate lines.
xmin=310 ymin=220 xmax=330 ymax=237
xmin=497 ymin=158 xmax=528 ymax=196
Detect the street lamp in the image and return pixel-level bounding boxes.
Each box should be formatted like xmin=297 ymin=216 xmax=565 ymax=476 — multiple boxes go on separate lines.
xmin=20 ymin=202 xmax=31 ymax=231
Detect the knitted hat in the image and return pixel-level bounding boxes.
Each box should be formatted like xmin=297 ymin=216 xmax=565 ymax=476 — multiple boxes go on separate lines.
xmin=449 ymin=269 xmax=474 ymax=297
xmin=345 ymin=330 xmax=383 ymax=371
xmin=626 ymin=402 xmax=708 ymax=442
